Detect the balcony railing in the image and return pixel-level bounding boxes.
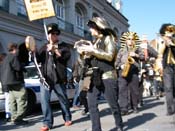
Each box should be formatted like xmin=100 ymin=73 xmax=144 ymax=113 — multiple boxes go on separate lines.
xmin=57 ymin=18 xmax=74 ymax=33
xmin=56 ymin=17 xmax=92 ymax=40
xmin=76 ymin=27 xmax=92 ymax=40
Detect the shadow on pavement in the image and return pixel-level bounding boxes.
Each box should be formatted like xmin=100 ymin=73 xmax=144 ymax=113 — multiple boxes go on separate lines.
xmin=0 ymin=120 xmax=35 ymax=131
xmin=139 ymin=97 xmax=165 ymax=112
xmin=124 ymin=113 xmax=157 ymax=131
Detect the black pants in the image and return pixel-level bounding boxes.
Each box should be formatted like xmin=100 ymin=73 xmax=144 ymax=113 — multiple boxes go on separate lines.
xmin=79 ymin=91 xmax=88 ymax=112
xmin=163 ymin=65 xmax=175 ymax=115
xmin=118 ymin=70 xmax=139 ymax=112
xmin=87 ymin=78 xmax=123 ymax=131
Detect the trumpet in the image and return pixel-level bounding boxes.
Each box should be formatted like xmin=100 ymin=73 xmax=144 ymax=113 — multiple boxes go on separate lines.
xmin=74 ymin=39 xmax=93 ymax=58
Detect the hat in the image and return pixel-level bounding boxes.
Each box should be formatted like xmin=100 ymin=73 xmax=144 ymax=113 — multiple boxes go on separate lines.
xmin=159 ymin=23 xmax=175 ymax=37
xmin=47 ymin=23 xmax=61 ymax=35
xmin=87 ymin=17 xmax=110 ymax=30
xmin=87 ymin=17 xmax=117 ymax=37
xmin=120 ymin=32 xmax=140 ymax=49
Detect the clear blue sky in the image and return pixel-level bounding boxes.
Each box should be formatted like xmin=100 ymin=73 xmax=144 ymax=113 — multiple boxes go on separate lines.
xmin=122 ymin=0 xmax=175 ymax=40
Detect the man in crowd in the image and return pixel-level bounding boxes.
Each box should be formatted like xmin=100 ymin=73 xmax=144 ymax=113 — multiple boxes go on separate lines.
xmin=1 ymin=43 xmax=28 ymax=125
xmin=26 ymin=23 xmax=72 ymax=131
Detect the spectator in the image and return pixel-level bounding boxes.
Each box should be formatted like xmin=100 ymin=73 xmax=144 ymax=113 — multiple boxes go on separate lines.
xmin=72 ymin=54 xmax=89 ymax=115
xmin=27 ymin=23 xmax=72 ymax=131
xmin=1 ymin=43 xmax=28 ymax=125
xmin=0 ymin=53 xmax=11 ymax=122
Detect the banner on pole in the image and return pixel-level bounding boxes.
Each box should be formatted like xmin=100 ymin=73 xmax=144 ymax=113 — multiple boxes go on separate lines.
xmin=24 ymin=0 xmax=55 ymax=21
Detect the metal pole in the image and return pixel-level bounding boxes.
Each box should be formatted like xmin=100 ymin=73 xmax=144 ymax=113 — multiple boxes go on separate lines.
xmin=43 ymin=19 xmax=48 ymax=41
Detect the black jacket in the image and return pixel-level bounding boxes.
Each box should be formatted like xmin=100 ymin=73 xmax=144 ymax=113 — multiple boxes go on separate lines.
xmin=38 ymin=43 xmax=71 ymax=84
xmin=1 ymin=53 xmax=24 ymax=89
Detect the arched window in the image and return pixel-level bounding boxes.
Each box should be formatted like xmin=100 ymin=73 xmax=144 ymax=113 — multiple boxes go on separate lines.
xmin=114 ymin=27 xmax=119 ymax=37
xmin=75 ymin=5 xmax=84 ymax=29
xmin=55 ymin=0 xmax=65 ymax=19
xmin=0 ymin=0 xmax=9 ymax=11
xmin=16 ymin=0 xmax=26 ymax=16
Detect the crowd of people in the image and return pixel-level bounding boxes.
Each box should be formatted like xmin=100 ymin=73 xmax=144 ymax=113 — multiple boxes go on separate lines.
xmin=0 ymin=16 xmax=175 ymax=131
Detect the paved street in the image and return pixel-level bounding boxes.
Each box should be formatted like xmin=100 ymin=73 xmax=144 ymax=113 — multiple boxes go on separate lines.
xmin=0 ymin=96 xmax=175 ymax=131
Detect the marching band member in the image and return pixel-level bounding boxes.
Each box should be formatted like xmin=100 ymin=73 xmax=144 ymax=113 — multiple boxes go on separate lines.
xmin=155 ymin=23 xmax=175 ymax=115
xmin=115 ymin=32 xmax=144 ymax=115
xmin=76 ymin=17 xmax=123 ymax=131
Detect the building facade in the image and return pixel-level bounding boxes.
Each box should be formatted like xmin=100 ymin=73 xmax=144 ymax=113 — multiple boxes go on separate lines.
xmin=0 ymin=0 xmax=129 ymax=67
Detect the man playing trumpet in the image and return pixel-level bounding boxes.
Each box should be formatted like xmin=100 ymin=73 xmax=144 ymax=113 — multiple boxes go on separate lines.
xmin=155 ymin=23 xmax=175 ymax=116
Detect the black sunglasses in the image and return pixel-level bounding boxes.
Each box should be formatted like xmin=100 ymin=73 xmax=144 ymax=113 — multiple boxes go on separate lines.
xmin=51 ymin=32 xmax=59 ymax=35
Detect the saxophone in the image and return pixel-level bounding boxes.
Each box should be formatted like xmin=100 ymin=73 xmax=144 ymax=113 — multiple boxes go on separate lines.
xmin=121 ymin=48 xmax=135 ymax=77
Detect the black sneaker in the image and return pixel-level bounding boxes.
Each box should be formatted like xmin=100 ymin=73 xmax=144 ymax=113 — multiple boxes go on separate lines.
xmin=14 ymin=120 xmax=28 ymax=125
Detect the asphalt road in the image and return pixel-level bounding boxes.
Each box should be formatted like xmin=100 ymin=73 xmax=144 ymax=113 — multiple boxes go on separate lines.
xmin=0 ymin=96 xmax=175 ymax=131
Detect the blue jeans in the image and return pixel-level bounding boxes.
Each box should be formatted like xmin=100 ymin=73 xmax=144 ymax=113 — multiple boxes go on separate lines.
xmin=40 ymin=83 xmax=72 ymax=128
xmin=72 ymin=82 xmax=80 ymax=106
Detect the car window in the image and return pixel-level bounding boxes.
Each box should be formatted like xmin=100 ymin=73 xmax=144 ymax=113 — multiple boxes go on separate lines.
xmin=24 ymin=66 xmax=72 ymax=80
xmin=24 ymin=66 xmax=39 ymax=79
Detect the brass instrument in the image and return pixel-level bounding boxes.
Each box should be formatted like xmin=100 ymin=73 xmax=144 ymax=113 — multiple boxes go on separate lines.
xmin=121 ymin=56 xmax=135 ymax=77
xmin=121 ymin=45 xmax=136 ymax=77
xmin=167 ymin=44 xmax=175 ymax=64
xmin=25 ymin=36 xmax=36 ymax=51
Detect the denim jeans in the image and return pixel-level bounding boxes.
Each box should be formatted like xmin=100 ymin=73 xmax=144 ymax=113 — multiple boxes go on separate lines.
xmin=72 ymin=82 xmax=80 ymax=107
xmin=40 ymin=83 xmax=72 ymax=128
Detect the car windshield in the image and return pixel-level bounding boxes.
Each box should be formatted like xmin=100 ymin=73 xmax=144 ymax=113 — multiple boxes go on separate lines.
xmin=23 ymin=65 xmax=72 ymax=80
xmin=23 ymin=66 xmax=39 ymax=79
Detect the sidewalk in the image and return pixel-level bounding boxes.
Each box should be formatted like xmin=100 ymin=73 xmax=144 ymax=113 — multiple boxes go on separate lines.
xmin=0 ymin=96 xmax=175 ymax=131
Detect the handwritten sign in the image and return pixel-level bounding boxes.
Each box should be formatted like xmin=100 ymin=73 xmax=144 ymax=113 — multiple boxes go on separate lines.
xmin=24 ymin=0 xmax=55 ymax=21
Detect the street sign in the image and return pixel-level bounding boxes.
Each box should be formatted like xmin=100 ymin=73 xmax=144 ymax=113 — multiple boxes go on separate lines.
xmin=24 ymin=0 xmax=55 ymax=21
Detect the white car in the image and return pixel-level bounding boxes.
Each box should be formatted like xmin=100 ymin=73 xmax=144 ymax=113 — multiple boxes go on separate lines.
xmin=0 ymin=65 xmax=75 ymax=113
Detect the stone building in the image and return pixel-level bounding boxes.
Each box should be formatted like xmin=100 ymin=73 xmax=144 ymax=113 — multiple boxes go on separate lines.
xmin=0 ymin=0 xmax=129 ymax=68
